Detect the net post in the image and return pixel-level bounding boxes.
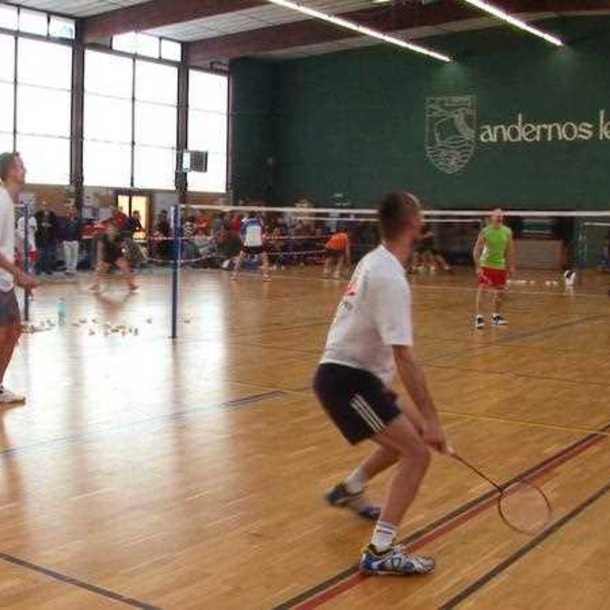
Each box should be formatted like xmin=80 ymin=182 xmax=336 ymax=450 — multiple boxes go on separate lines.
xmin=170 ymin=204 xmax=181 ymax=340
xmin=23 ymin=203 xmax=30 ymax=322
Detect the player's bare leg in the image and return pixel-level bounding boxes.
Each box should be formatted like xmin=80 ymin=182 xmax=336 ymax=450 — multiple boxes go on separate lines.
xmin=434 ymin=253 xmax=451 ymax=272
xmin=91 ymin=261 xmax=109 ymax=292
xmin=0 ymin=323 xmax=23 ymax=403
xmin=116 ymin=257 xmax=137 ymax=291
xmin=326 ymin=396 xmax=423 ymax=519
xmin=492 ymin=288 xmax=507 ymax=326
xmin=475 ymin=284 xmax=486 ymax=329
xmin=333 ymin=254 xmax=345 ymax=279
xmin=359 ymin=415 xmax=435 ymax=575
xmin=261 ymin=252 xmax=271 ymax=281
xmin=323 ymin=256 xmax=332 ymax=277
xmin=231 ymin=251 xmax=245 ymax=280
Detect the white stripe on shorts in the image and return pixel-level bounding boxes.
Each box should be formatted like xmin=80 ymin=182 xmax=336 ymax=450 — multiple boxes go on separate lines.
xmin=350 ymin=394 xmax=386 ymax=433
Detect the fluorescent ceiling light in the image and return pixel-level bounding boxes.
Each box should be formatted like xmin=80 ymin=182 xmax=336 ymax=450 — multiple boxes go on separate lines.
xmin=267 ymin=0 xmax=452 ymax=62
xmin=461 ymin=0 xmax=563 ymax=46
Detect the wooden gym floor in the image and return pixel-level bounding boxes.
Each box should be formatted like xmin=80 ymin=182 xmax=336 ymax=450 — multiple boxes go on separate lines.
xmin=1 ymin=266 xmax=609 ymax=609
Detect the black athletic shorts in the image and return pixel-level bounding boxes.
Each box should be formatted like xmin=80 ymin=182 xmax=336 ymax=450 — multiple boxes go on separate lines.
xmin=313 ymin=363 xmax=401 ymax=445
xmin=243 ymin=245 xmax=265 ymax=256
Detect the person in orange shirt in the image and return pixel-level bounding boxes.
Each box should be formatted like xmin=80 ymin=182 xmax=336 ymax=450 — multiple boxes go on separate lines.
xmin=324 ymin=231 xmax=351 ymax=279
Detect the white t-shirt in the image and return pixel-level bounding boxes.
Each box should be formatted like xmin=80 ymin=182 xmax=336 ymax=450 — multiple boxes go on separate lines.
xmin=17 ymin=215 xmax=37 ymax=253
xmin=0 ymin=186 xmax=15 ymax=293
xmin=321 ymin=245 xmax=413 ymax=386
xmin=241 ymin=217 xmax=263 ymax=247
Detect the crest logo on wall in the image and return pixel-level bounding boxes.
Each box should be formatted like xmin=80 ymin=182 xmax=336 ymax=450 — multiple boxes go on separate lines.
xmin=425 ymin=96 xmax=477 ymax=174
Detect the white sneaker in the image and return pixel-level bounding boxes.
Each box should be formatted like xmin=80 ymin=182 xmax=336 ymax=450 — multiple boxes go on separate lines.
xmin=0 ymin=388 xmax=25 ymax=404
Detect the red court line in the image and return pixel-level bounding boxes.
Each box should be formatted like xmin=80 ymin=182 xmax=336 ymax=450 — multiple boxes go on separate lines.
xmin=292 ymin=430 xmax=608 ymax=610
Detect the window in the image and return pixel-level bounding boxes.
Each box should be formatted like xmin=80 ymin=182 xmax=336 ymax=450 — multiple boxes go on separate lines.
xmin=84 ymin=96 xmax=132 ymax=144
xmin=135 ymin=102 xmax=176 ymax=148
xmin=135 ymin=60 xmax=177 ymax=105
xmin=0 ymin=34 xmax=14 ymax=82
xmin=133 ymin=146 xmax=175 ymax=190
xmin=136 ymin=34 xmax=158 ymax=58
xmin=112 ymin=32 xmax=137 ymax=54
xmin=0 ymin=11 xmax=76 ymax=183
xmin=15 ymin=38 xmax=71 ymax=185
xmin=19 ymin=9 xmax=47 ymax=36
xmin=84 ymin=50 xmax=135 ymax=187
xmin=113 ymin=32 xmax=178 ymax=61
xmin=0 ymin=35 xmax=14 ymax=144
xmin=0 ymin=133 xmax=12 ymax=154
xmin=84 ymin=52 xmax=179 ymax=189
xmin=188 ymin=70 xmax=229 ymax=193
xmin=18 ymin=38 xmax=72 ymax=89
xmin=17 ymin=86 xmax=71 ymax=137
xmin=84 ymin=141 xmax=131 ymax=188
xmin=133 ymin=60 xmax=177 ymax=189
xmin=0 ymin=5 xmax=18 ymax=31
xmin=161 ymin=39 xmax=181 ymax=62
xmin=85 ymin=50 xmax=133 ymax=98
xmin=0 ymin=83 xmax=14 ymax=135
xmin=49 ymin=17 xmax=75 ymax=40
xmin=17 ymin=135 xmax=70 ymax=185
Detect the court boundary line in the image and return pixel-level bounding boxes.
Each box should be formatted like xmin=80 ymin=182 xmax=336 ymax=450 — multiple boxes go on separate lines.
xmin=0 ymin=391 xmax=286 ymax=461
xmin=421 ymin=313 xmax=607 ymax=365
xmin=0 ymin=552 xmax=163 ymax=610
xmin=425 ymin=362 xmax=610 ymax=389
xmin=263 ymin=271 xmax=610 ymax=301
xmin=439 ymin=480 xmax=610 ymax=609
xmin=272 ymin=421 xmax=610 ymax=609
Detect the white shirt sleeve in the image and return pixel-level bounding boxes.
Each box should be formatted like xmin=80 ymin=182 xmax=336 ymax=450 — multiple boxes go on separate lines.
xmin=370 ymin=274 xmax=413 ymax=347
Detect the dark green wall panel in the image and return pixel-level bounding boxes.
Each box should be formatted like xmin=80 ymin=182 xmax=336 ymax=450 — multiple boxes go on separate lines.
xmin=231 ymin=17 xmax=610 ymax=209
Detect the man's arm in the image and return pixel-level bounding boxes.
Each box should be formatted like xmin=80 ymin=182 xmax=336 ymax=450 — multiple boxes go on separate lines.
xmin=0 ymin=253 xmax=37 ymax=290
xmin=506 ymin=235 xmax=516 ymax=276
xmin=473 ymin=232 xmax=485 ymax=273
xmin=392 ymin=345 xmax=447 ymax=453
xmin=345 ymin=242 xmax=352 ymax=268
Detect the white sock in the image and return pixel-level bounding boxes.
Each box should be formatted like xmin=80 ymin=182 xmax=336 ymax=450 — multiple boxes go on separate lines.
xmin=343 ymin=465 xmax=367 ymax=494
xmin=370 ymin=521 xmax=398 ymax=553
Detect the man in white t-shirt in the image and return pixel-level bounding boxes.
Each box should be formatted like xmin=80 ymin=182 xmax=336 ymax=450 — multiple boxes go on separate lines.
xmin=314 ymin=191 xmax=448 ymax=576
xmin=0 ymin=153 xmax=37 ymax=404
xmin=231 ymin=212 xmax=270 ymax=281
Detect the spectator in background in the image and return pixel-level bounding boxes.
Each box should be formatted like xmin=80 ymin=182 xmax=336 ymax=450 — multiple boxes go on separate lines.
xmin=61 ymin=205 xmax=81 ymax=276
xmin=16 ymin=209 xmax=37 ymax=272
xmin=154 ymin=210 xmax=171 ymax=261
xmin=35 ymin=200 xmax=58 ymax=275
xmin=182 ymin=215 xmax=199 ymax=262
xmin=212 ymin=212 xmax=226 ymax=236
xmin=126 ymin=210 xmax=144 ymax=236
xmin=229 ymin=212 xmax=242 ymax=233
xmin=195 ymin=210 xmax=210 ymax=234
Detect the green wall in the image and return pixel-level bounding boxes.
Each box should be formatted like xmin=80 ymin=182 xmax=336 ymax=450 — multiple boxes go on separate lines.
xmin=230 ymin=59 xmax=275 ymax=202
xmin=231 ymin=17 xmax=610 ymax=210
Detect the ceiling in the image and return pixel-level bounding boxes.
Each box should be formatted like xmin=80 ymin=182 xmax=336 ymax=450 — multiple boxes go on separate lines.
xmin=5 ymin=1 xmax=610 ymax=63
xmin=147 ymin=1 xmax=376 ymax=41
xmin=8 ymin=0 xmax=150 ymax=18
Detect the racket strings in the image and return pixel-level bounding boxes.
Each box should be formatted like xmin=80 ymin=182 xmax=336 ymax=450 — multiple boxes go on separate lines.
xmin=499 ymin=481 xmax=552 ymax=534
